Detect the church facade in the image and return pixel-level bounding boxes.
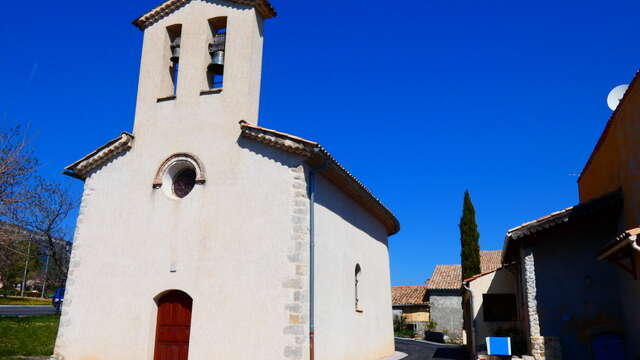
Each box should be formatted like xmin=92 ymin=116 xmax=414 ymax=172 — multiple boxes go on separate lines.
xmin=54 ymin=1 xmax=399 ymax=359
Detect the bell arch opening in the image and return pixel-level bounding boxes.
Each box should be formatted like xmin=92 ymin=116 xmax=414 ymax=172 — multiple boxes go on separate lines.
xmin=207 ymin=17 xmax=228 ymax=90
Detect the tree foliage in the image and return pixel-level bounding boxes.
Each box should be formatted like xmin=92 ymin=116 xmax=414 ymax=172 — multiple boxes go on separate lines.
xmin=0 ymin=126 xmax=76 ymax=292
xmin=459 ymin=190 xmax=481 ymax=280
xmin=0 ymin=127 xmax=38 ymax=217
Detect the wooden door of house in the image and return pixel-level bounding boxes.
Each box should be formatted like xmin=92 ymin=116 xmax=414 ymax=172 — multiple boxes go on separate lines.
xmin=154 ymin=290 xmax=193 ymax=360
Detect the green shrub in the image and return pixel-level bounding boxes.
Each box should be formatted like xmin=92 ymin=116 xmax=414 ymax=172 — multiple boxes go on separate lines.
xmin=427 ymin=320 xmax=437 ymax=331
xmin=393 ymin=316 xmax=414 ymax=338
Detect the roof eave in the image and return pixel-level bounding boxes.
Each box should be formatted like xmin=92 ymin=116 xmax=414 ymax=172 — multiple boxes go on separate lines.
xmin=597 ymin=227 xmax=640 ymax=261
xmin=502 ymin=189 xmax=622 ymax=263
xmin=132 ymin=0 xmax=277 ymax=31
xmin=239 ymin=121 xmax=400 ymax=236
xmin=64 ymin=132 xmax=135 ymax=181
xmin=463 ymin=268 xmax=500 ymax=283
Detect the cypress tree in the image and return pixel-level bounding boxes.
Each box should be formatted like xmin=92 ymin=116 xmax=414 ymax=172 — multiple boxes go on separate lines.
xmin=460 ymin=190 xmax=481 ymax=280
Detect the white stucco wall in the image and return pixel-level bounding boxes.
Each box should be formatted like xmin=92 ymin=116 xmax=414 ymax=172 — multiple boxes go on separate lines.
xmin=54 ymin=1 xmax=395 ymax=359
xmin=467 ymin=269 xmax=517 ymax=353
xmin=133 ymin=0 xmax=265 ymax=133
xmin=314 ymin=175 xmax=395 ymax=360
xmin=55 ymin=135 xmax=308 ymax=360
xmin=54 ymin=2 xmax=292 ymax=359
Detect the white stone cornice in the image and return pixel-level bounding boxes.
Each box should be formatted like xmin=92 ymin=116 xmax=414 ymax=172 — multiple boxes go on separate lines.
xmin=64 ymin=132 xmax=134 ymax=180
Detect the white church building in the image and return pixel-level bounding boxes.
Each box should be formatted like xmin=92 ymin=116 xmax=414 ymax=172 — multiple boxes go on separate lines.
xmin=55 ymin=1 xmax=400 ymax=359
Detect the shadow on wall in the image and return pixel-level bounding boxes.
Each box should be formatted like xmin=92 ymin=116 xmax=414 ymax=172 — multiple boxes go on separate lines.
xmin=314 ymin=175 xmax=389 ymax=248
xmin=476 ymin=269 xmax=524 ymax=355
xmin=238 ymin=136 xmax=389 ymax=247
xmin=237 ymin=136 xmax=301 ymax=169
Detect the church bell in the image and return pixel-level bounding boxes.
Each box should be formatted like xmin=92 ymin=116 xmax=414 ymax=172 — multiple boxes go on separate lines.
xmin=208 ymin=33 xmax=226 ymax=75
xmin=170 ymin=36 xmax=181 ymax=63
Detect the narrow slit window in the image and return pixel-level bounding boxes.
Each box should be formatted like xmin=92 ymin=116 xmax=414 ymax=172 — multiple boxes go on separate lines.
xmin=167 ymin=25 xmax=182 ymax=96
xmin=355 ymin=264 xmax=362 ymax=312
xmin=207 ymin=17 xmax=227 ymax=89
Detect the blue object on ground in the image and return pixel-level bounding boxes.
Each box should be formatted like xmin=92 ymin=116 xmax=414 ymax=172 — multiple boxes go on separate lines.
xmin=52 ymin=287 xmax=65 ymax=313
xmin=487 ymin=337 xmax=511 ymax=356
xmin=53 ymin=288 xmax=65 ymax=302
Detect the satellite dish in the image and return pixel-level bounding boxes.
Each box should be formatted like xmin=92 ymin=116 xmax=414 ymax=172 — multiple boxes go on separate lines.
xmin=607 ymin=84 xmax=629 ymax=110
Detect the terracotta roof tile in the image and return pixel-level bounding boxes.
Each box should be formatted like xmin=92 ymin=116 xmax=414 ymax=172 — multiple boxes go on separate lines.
xmin=427 ymin=265 xmax=461 ymax=290
xmin=133 ymin=0 xmax=277 ymax=30
xmin=427 ymin=250 xmax=502 ymax=290
xmin=392 ymin=286 xmax=428 ymax=306
xmin=64 ymin=132 xmax=134 ymax=180
xmin=463 ymin=269 xmax=500 ymax=283
xmin=502 ymin=189 xmax=622 ymax=263
xmin=598 ymin=227 xmax=640 ymax=260
xmin=480 ymin=250 xmax=502 ymax=273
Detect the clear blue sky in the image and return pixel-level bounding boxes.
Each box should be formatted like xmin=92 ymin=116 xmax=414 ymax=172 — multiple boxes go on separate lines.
xmin=1 ymin=0 xmax=638 ymax=286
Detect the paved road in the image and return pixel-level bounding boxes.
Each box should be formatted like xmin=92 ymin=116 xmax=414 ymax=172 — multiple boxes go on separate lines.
xmin=0 ymin=305 xmax=57 ymax=317
xmin=395 ymin=338 xmax=467 ymax=360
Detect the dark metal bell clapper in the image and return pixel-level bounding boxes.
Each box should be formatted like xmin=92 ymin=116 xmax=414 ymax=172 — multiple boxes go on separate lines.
xmin=208 ymin=51 xmax=225 ymax=74
xmin=207 ymin=33 xmax=226 ymax=74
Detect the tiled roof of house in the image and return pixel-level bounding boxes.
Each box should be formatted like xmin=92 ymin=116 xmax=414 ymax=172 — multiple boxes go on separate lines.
xmin=427 ymin=250 xmax=502 ymax=290
xmin=480 ymin=250 xmax=502 ymax=272
xmin=239 ymin=121 xmax=400 ymax=235
xmin=502 ymin=189 xmax=622 ymax=263
xmin=392 ymin=286 xmax=428 ymax=306
xmin=133 ymin=0 xmax=277 ymax=30
xmin=427 ymin=265 xmax=462 ymax=290
xmin=463 ymin=269 xmax=500 ymax=283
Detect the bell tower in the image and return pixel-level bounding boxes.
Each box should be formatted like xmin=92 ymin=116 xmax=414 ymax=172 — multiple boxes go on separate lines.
xmin=130 ymin=0 xmax=276 ymax=139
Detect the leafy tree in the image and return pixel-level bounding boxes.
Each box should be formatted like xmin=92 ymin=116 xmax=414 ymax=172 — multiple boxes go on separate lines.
xmin=459 ymin=190 xmax=481 ymax=280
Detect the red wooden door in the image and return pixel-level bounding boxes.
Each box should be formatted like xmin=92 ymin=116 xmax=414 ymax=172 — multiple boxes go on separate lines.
xmin=154 ymin=291 xmax=193 ymax=360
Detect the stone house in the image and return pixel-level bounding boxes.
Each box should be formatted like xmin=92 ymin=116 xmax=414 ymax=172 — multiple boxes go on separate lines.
xmin=585 ymin=70 xmax=640 ymax=360
xmin=502 ymin=190 xmax=624 ymax=360
xmin=497 ymin=70 xmax=640 ymax=360
xmin=426 ymin=250 xmax=501 ymax=343
xmin=54 ymin=1 xmax=400 ymax=360
xmin=392 ymin=285 xmax=430 ymax=336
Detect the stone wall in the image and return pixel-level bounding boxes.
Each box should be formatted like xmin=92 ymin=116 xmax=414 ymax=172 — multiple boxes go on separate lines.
xmin=521 ymin=249 xmax=563 ymax=360
xmin=520 ymin=248 xmax=543 ymax=358
xmin=516 ymin=217 xmax=623 ymax=360
xmin=429 ymin=291 xmax=463 ymax=343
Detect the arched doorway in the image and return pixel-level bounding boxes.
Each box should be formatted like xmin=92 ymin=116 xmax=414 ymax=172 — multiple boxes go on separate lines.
xmin=154 ymin=290 xmax=193 ymax=360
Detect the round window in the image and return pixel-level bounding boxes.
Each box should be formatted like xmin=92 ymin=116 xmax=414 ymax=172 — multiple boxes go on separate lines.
xmin=160 ymin=159 xmax=199 ymax=199
xmin=173 ymin=168 xmax=196 ymax=198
